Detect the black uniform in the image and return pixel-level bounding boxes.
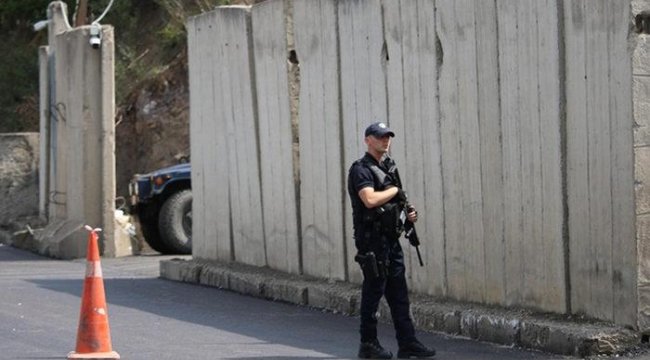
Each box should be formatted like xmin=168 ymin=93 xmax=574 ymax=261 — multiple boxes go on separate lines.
xmin=347 ymin=152 xmax=416 ymax=346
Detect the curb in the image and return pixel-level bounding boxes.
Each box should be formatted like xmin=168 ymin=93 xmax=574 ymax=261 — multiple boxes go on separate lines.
xmin=160 ymin=258 xmax=639 ymax=357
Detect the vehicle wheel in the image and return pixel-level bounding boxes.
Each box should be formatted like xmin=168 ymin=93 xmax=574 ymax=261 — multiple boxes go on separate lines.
xmin=158 ymin=189 xmax=192 ymax=254
xmin=139 ymin=203 xmax=174 ymax=254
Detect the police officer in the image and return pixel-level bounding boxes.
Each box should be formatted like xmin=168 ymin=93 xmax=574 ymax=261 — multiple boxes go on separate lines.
xmin=348 ymin=122 xmax=436 ymax=359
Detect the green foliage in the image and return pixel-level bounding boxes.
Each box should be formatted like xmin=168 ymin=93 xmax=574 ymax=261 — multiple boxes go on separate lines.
xmin=0 ymin=1 xmax=61 ymax=132
xmin=0 ymin=0 xmax=72 ymax=31
xmin=0 ymin=0 xmax=74 ymax=132
xmin=0 ymin=0 xmax=235 ymax=133
xmin=0 ymin=35 xmax=40 ymax=132
xmin=107 ymin=1 xmax=180 ymax=103
xmin=158 ymin=22 xmax=185 ymax=49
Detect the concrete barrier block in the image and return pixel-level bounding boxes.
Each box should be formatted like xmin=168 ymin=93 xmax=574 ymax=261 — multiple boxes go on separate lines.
xmin=160 ymin=259 xmax=201 ymax=283
xmin=519 ymin=321 xmax=588 ymax=356
xmin=546 ymin=326 xmax=580 ymax=356
xmin=264 ymin=279 xmax=308 ymax=305
xmin=305 ymin=283 xmax=333 ymax=309
xmin=442 ymin=310 xmax=462 ymax=335
xmin=476 ymin=314 xmax=520 ymax=345
xmin=307 ymin=283 xmax=359 ymax=316
xmin=460 ymin=311 xmax=479 ymax=339
xmin=229 ymin=272 xmax=265 ymax=297
xmin=410 ymin=302 xmax=438 ymax=331
xmin=34 ymin=219 xmax=85 ymax=259
xmin=159 ymin=259 xmax=183 ymax=281
xmin=410 ymin=300 xmax=461 ymax=334
xmin=520 ymin=321 xmax=550 ymax=351
xmin=342 ymin=293 xmax=361 ymax=317
xmin=332 ymin=288 xmax=360 ymax=316
xmin=199 ymin=265 xmax=230 ymax=289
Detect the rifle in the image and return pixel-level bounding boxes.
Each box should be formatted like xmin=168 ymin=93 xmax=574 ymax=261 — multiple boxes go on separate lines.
xmin=404 ymin=206 xmax=424 ymax=266
xmin=384 ymin=157 xmax=424 ymax=267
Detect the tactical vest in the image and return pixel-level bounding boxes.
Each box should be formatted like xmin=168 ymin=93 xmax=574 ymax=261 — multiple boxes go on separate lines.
xmin=354 ymin=156 xmax=405 ymax=252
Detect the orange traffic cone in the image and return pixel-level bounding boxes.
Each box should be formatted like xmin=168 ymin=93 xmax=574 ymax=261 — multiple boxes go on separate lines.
xmin=68 ymin=226 xmax=120 ymax=360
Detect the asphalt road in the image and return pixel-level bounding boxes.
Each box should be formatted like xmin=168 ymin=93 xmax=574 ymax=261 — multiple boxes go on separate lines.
xmin=0 ymin=244 xmax=573 ymax=360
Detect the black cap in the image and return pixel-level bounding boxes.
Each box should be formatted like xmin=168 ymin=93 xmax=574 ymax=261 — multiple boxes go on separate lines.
xmin=364 ymin=122 xmax=395 ymax=138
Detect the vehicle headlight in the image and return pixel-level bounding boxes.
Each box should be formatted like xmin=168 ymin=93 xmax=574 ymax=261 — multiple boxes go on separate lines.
xmin=153 ymin=175 xmax=172 ymax=187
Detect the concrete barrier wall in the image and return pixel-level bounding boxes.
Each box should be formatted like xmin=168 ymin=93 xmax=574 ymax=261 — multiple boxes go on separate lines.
xmin=188 ymin=0 xmax=644 ymax=327
xmin=294 ymin=0 xmax=346 ymax=280
xmin=253 ymin=0 xmax=301 ymax=274
xmin=36 ymin=2 xmax=129 ymax=258
xmin=49 ymin=24 xmax=121 ymax=257
xmin=188 ymin=7 xmax=267 ymax=266
xmin=566 ymin=0 xmax=637 ymax=327
xmin=38 ymin=47 xmax=49 ymax=219
xmin=382 ymin=0 xmax=445 ymax=295
xmin=496 ymin=0 xmax=565 ymax=313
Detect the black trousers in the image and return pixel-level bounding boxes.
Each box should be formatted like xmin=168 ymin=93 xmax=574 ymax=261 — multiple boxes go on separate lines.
xmin=359 ymin=245 xmax=416 ymax=346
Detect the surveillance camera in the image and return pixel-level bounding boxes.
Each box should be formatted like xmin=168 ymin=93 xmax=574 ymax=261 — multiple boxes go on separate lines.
xmin=89 ymin=36 xmax=102 ymax=49
xmin=89 ymin=23 xmax=102 ymax=49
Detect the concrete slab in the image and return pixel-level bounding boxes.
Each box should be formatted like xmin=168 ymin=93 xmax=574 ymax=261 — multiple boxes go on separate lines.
xmin=35 ymin=219 xmax=85 ymax=259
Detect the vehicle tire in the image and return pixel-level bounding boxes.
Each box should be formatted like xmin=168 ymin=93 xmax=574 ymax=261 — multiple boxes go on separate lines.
xmin=139 ymin=203 xmax=174 ymax=254
xmin=158 ymin=189 xmax=192 ymax=254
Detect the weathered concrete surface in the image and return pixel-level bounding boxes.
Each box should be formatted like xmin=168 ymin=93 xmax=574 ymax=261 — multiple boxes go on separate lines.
xmin=638 ymin=148 xmax=650 ymax=217
xmin=634 ymin=2 xmax=650 ymax=333
xmin=187 ymin=6 xmax=265 ymax=266
xmin=252 ymin=0 xmax=300 ymax=275
xmin=639 ymin=211 xmax=650 ymax=333
xmin=293 ymin=0 xmax=347 ymax=282
xmin=161 ymin=258 xmax=639 ymax=357
xmin=38 ymin=47 xmax=49 ymax=219
xmin=634 ymin=75 xmax=650 ymax=148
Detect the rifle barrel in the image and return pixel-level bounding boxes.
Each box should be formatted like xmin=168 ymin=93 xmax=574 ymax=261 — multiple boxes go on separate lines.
xmin=415 ymin=246 xmax=424 ymax=266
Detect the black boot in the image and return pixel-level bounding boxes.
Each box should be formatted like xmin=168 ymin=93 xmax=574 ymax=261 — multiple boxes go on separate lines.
xmin=397 ymin=340 xmax=436 ymax=358
xmin=358 ymin=339 xmax=393 ymax=359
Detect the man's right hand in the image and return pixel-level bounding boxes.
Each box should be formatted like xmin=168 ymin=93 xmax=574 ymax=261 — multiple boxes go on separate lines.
xmin=406 ymin=205 xmax=418 ymax=223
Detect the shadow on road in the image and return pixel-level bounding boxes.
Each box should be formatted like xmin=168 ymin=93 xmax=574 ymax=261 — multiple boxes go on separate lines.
xmin=25 ymin=274 xmax=565 ymax=360
xmin=28 ymin=276 xmax=362 ymax=359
